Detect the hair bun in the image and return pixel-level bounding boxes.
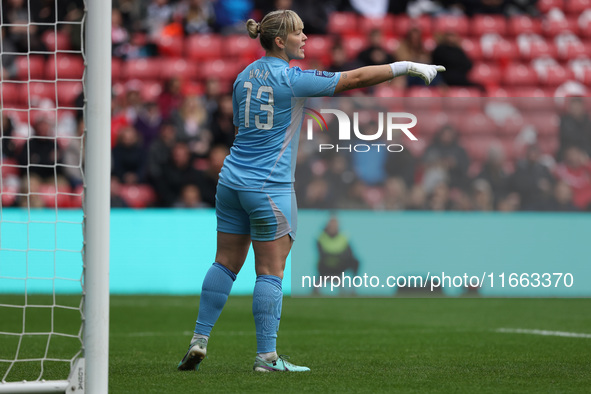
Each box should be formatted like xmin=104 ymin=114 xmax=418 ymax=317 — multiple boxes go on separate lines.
xmin=257 ymin=23 xmax=261 ymax=32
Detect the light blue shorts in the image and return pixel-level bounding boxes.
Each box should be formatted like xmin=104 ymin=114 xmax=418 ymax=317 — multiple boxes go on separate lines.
xmin=216 ymin=183 xmax=297 ymax=241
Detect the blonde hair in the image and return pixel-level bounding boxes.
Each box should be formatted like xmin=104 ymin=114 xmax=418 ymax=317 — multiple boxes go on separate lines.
xmin=246 ymin=10 xmax=304 ymax=51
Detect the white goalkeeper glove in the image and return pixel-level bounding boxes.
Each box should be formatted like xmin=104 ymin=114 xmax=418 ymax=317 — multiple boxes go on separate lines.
xmin=389 ymin=61 xmax=446 ymax=85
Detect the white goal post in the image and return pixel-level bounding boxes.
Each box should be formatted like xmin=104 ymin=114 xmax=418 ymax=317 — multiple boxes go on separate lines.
xmin=0 ymin=0 xmax=111 ymax=392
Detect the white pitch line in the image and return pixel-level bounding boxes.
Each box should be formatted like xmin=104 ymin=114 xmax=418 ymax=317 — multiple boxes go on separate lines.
xmin=496 ymin=328 xmax=591 ymax=339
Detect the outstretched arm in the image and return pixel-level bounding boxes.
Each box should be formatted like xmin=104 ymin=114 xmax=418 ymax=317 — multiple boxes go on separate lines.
xmin=334 ymin=61 xmax=445 ymax=94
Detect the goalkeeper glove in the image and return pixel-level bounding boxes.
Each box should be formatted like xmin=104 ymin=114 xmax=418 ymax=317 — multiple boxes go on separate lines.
xmin=389 ymin=61 xmax=446 ymax=85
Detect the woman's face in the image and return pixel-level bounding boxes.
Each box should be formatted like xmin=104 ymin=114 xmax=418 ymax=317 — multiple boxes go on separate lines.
xmin=283 ymin=29 xmax=307 ymax=60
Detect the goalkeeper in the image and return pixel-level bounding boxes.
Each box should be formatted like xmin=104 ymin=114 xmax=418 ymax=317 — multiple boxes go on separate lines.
xmin=178 ymin=9 xmax=444 ymax=373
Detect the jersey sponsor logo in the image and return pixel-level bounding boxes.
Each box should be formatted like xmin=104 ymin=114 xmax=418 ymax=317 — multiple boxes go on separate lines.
xmin=315 ymin=70 xmax=335 ymax=78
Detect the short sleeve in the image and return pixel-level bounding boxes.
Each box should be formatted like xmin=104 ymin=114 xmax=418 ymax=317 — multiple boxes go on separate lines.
xmin=288 ymin=67 xmax=341 ymax=98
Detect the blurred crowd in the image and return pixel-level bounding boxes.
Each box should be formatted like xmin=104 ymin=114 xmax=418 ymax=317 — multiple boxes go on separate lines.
xmin=2 ymin=0 xmax=591 ymax=212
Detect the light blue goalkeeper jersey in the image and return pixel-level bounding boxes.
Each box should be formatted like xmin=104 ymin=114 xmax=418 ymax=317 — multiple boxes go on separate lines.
xmin=218 ymin=56 xmax=340 ymax=191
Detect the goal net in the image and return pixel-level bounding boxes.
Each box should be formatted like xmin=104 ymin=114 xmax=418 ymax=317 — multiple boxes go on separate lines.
xmin=1 ymin=0 xmax=110 ymax=392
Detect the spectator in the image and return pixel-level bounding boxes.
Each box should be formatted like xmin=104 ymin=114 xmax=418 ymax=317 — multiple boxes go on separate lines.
xmin=171 ymin=95 xmax=212 ymax=157
xmin=210 ymin=95 xmax=236 ymax=149
xmin=158 ymin=77 xmax=185 ymax=121
xmin=146 ymin=0 xmax=174 ymax=40
xmin=112 ymin=8 xmax=131 ymax=59
xmin=407 ymin=184 xmax=427 ymax=210
xmin=385 ymin=133 xmax=416 ymax=188
xmin=431 ymin=31 xmax=474 ymax=87
xmin=508 ymin=144 xmax=554 ymax=210
xmin=147 ymin=122 xmax=178 ymax=188
xmin=154 ymin=142 xmax=209 ymax=207
xmin=110 ymin=176 xmax=130 ymax=208
xmin=553 ymin=146 xmax=591 ymax=210
xmin=548 ymin=181 xmax=578 ymax=212
xmin=134 ymin=102 xmax=163 ymax=150
xmin=357 ymin=29 xmax=395 ymax=67
xmin=61 ymin=119 xmax=85 ymax=188
xmin=394 ymin=27 xmax=431 ymax=87
xmin=180 ymin=0 xmax=214 ymax=35
xmin=476 ymin=143 xmax=509 ymax=206
xmin=327 ymin=42 xmax=361 ymax=74
xmin=558 ymin=97 xmax=591 ymax=159
xmin=1 ymin=113 xmax=18 ymax=160
xmin=17 ymin=117 xmax=63 ymax=181
xmin=382 ymin=177 xmax=408 ymax=210
xmin=111 ymin=126 xmax=145 ymax=184
xmin=199 ymin=144 xmax=229 ymax=206
xmin=472 ymin=179 xmax=494 ymax=211
xmin=423 ymin=125 xmax=470 ymax=191
xmin=174 ymin=184 xmax=209 ymax=208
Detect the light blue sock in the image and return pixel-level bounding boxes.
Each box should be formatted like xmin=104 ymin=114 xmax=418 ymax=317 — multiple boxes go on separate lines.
xmin=252 ymin=275 xmax=283 ymax=353
xmin=194 ymin=262 xmax=237 ymax=336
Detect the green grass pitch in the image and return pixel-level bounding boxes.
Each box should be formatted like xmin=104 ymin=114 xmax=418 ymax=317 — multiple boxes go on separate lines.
xmin=2 ymin=296 xmax=591 ymax=393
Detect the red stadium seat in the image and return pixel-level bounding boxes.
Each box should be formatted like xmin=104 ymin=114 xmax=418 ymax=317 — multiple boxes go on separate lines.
xmin=299 ymin=35 xmax=333 ymax=64
xmin=327 ymin=12 xmax=358 ymax=35
xmin=482 ymin=38 xmax=518 ymax=60
xmin=542 ymin=15 xmax=573 ymax=37
xmin=442 ymin=88 xmax=483 ymax=111
xmin=519 ymin=39 xmax=558 ymax=60
xmin=46 ymin=54 xmax=85 ymax=80
xmin=383 ymin=36 xmax=400 ymax=53
xmin=224 ymin=35 xmax=263 ymax=62
xmin=341 ymin=34 xmax=369 ymax=59
xmin=461 ymin=38 xmax=482 ymax=60
xmin=70 ymin=185 xmax=84 ymax=208
xmin=509 ymin=87 xmax=554 ymax=110
xmin=186 ymin=34 xmax=223 ymax=61
xmin=0 ymin=182 xmax=19 ymax=207
xmin=119 ymin=184 xmax=156 ymax=208
xmin=392 ymin=15 xmax=431 ymax=37
xmin=2 ymin=82 xmax=26 ymax=107
xmin=374 ymin=85 xmax=405 ymax=98
xmin=16 ymin=56 xmax=46 ymax=81
xmin=139 ymin=80 xmax=163 ymax=102
xmin=523 ymin=112 xmax=559 ymax=137
xmin=123 ymin=58 xmax=163 ymax=80
xmin=565 ymin=0 xmax=591 ymax=15
xmin=486 ymin=86 xmax=511 ymax=98
xmin=156 ymin=35 xmax=184 ymax=57
xmin=200 ymin=59 xmax=244 ymax=83
xmin=406 ymin=87 xmax=442 ymax=112
xmin=508 ymin=16 xmax=543 ymax=36
xmin=470 ymin=15 xmax=507 ymax=37
xmin=23 ymin=82 xmax=57 ymax=105
xmin=39 ymin=184 xmax=73 ymax=208
xmin=501 ymin=63 xmax=538 ymax=86
xmin=433 ymin=15 xmax=469 ymax=36
xmin=557 ymin=40 xmax=588 ymax=60
xmin=57 ymin=81 xmax=83 ymax=107
xmin=1 ymin=158 xmax=20 ymax=178
xmin=160 ymin=58 xmax=199 ymax=81
xmin=181 ymin=81 xmax=205 ymax=96
xmin=537 ymin=65 xmax=575 ymax=86
xmin=463 ymin=137 xmax=500 ymax=162
xmin=42 ymin=30 xmax=71 ymax=51
xmin=469 ymin=62 xmax=501 ymax=86
xmin=413 ymin=111 xmax=450 ymax=136
xmin=538 ymin=0 xmax=564 ymax=13
xmin=454 ymin=111 xmax=497 ymax=136
xmin=359 ymin=15 xmax=397 ymax=35
xmin=111 ymin=58 xmax=123 ymax=81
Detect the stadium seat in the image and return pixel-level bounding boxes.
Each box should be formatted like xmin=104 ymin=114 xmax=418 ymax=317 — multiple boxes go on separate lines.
xmin=160 ymin=58 xmax=199 ymax=81
xmin=469 ymin=62 xmax=501 ymax=86
xmin=2 ymin=82 xmax=26 ymax=107
xmin=57 ymin=81 xmax=83 ymax=107
xmin=433 ymin=15 xmax=469 ymax=36
xmin=139 ymin=80 xmax=163 ymax=102
xmin=470 ymin=15 xmax=507 ymax=37
xmin=383 ymin=36 xmax=400 ymax=53
xmin=523 ymin=112 xmax=559 ymax=137
xmin=542 ymin=15 xmax=573 ymax=37
xmin=501 ymin=63 xmax=538 ymax=86
xmin=442 ymin=88 xmax=483 ymax=111
xmin=341 ymin=34 xmax=369 ymax=59
xmin=521 ymin=40 xmax=558 ymax=60
xmin=155 ymin=35 xmax=184 ymax=57
xmin=16 ymin=56 xmax=46 ymax=81
xmin=181 ymin=81 xmax=205 ymax=96
xmin=392 ymin=15 xmax=431 ymax=37
xmin=0 ymin=158 xmax=20 ymax=178
xmin=42 ymin=30 xmax=71 ymax=51
xmin=540 ymin=65 xmax=575 ymax=86
xmin=119 ymin=184 xmax=156 ymax=208
xmin=578 ymin=10 xmax=591 ymax=38
xmin=482 ymin=37 xmax=518 ymax=60
xmin=359 ymin=15 xmax=397 ymax=35
xmin=39 ymin=184 xmax=73 ymax=208
xmin=537 ymin=0 xmax=564 ymax=13
xmin=46 ymin=55 xmax=85 ymax=80
xmin=112 ymin=58 xmax=123 ymax=81
xmin=507 ymin=86 xmax=554 ymax=110
xmin=413 ymin=111 xmax=450 ymax=136
xmin=0 ymin=182 xmax=18 ymax=207
xmin=374 ymin=85 xmax=405 ymax=98
xmin=454 ymin=111 xmax=497 ymax=136
xmin=508 ymin=16 xmax=543 ymax=36
xmin=327 ymin=12 xmax=359 ymax=35
xmin=298 ymin=35 xmax=333 ymax=64
xmin=463 ymin=137 xmax=500 ymax=163
xmin=461 ymin=38 xmax=482 ymax=61
xmin=565 ymin=0 xmax=591 ymax=15
xmin=23 ymin=82 xmax=57 ymax=104
xmin=224 ymin=35 xmax=263 ymax=62
xmin=185 ymin=34 xmax=223 ymax=61
xmin=69 ymin=184 xmax=84 ymax=208
xmin=538 ymin=136 xmax=559 ymax=155
xmin=556 ymin=40 xmax=588 ymax=60
xmin=123 ymin=58 xmax=163 ymax=80
xmin=199 ymin=59 xmax=244 ymax=83
xmin=486 ymin=86 xmax=511 ymax=98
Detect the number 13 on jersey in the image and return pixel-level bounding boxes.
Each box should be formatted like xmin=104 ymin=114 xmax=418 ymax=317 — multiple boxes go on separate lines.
xmin=243 ymin=81 xmax=274 ymax=130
